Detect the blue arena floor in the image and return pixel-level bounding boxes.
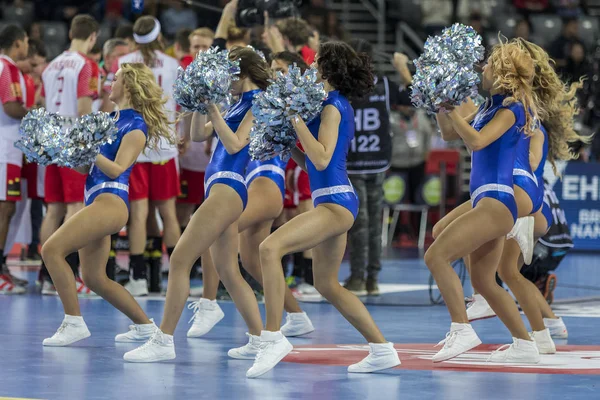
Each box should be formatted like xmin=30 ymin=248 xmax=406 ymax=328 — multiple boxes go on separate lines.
xmin=2 ymin=250 xmax=600 ymax=400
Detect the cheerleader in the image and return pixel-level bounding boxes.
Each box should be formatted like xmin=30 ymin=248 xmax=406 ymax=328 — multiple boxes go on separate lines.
xmin=247 ymin=42 xmax=401 ymax=378
xmin=124 ymin=47 xmax=274 ymax=362
xmin=187 ymin=51 xmax=315 ymax=342
xmin=426 ymin=40 xmax=541 ymax=363
xmin=41 ymin=63 xmax=175 ymax=346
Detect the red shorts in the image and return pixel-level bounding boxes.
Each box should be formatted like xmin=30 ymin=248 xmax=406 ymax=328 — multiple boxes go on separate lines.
xmin=130 ymin=158 xmax=180 ymax=202
xmin=177 ymin=169 xmax=205 ymax=205
xmin=45 ymin=165 xmax=86 ymax=203
xmin=0 ymin=163 xmax=22 ymax=202
xmin=22 ymin=162 xmax=42 ymax=199
xmin=295 ymin=169 xmax=311 ymax=201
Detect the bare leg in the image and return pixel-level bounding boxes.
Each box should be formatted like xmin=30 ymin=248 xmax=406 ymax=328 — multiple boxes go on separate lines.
xmin=0 ymin=201 xmax=16 ymax=253
xmin=128 ymin=199 xmax=149 ymax=255
xmin=312 ymin=232 xmax=386 ymax=343
xmin=239 ymin=219 xmax=302 ymax=313
xmin=79 ymin=235 xmax=151 ymax=324
xmin=470 ymin=238 xmax=530 ymax=339
xmin=65 ymin=202 xmax=84 ymax=221
xmin=211 ymin=222 xmax=263 ymax=336
xmin=424 ymin=198 xmax=514 ymax=323
xmin=155 ymin=198 xmax=181 ymax=248
xmin=201 ymin=251 xmax=219 ymax=300
xmin=41 ymin=195 xmax=130 ymax=316
xmin=40 ymin=203 xmax=66 ymax=245
xmin=159 ymin=185 xmax=243 ymax=335
xmin=296 ymin=199 xmax=314 ymax=259
xmin=260 ymin=204 xmax=356 ymax=331
xmin=176 ymin=203 xmax=196 ymax=228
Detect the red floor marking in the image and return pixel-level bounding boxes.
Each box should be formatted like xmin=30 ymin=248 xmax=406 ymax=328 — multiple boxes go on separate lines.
xmin=283 ymin=344 xmax=600 ymax=375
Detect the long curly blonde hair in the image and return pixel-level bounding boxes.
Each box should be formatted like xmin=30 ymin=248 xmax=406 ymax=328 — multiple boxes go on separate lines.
xmin=516 ymin=38 xmax=590 ymax=174
xmin=487 ymin=39 xmax=538 ymax=137
xmin=119 ymin=63 xmax=176 ymax=149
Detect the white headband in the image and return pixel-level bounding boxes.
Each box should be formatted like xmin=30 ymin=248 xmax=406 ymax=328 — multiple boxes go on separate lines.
xmin=133 ymin=18 xmax=161 ymax=44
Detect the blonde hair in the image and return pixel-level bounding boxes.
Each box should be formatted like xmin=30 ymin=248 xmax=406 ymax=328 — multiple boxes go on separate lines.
xmin=517 ymin=38 xmax=590 ymax=174
xmin=133 ymin=16 xmax=164 ymax=67
xmin=189 ymin=27 xmax=215 ymax=40
xmin=119 ymin=63 xmax=176 ymax=149
xmin=487 ymin=39 xmax=538 ymax=137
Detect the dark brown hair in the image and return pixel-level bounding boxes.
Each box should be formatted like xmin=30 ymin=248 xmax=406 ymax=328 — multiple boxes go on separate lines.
xmin=272 ymin=51 xmax=308 ymax=73
xmin=228 ymin=47 xmax=271 ymax=90
xmin=318 ymin=41 xmax=374 ymax=99
xmin=70 ymin=14 xmax=99 ymax=41
xmin=133 ymin=16 xmax=164 ymax=67
xmin=0 ymin=24 xmax=26 ymax=50
xmin=175 ymin=28 xmax=192 ymax=53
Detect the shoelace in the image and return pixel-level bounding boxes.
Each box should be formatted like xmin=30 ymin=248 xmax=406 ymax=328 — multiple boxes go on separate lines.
xmin=254 ymin=341 xmax=273 ymax=363
xmin=137 ymin=332 xmax=163 ymax=351
xmin=50 ymin=321 xmax=74 ymax=339
xmin=187 ymin=301 xmax=202 ymax=323
xmin=435 ymin=331 xmax=459 ymax=349
xmin=486 ymin=343 xmax=512 ymax=362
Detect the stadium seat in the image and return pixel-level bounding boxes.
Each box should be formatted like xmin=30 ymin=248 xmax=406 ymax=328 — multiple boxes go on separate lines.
xmin=0 ymin=20 xmax=11 ymax=32
xmin=530 ymin=14 xmax=562 ymax=46
xmin=46 ymin=43 xmax=65 ymax=60
xmin=496 ymin=14 xmax=518 ymax=37
xmin=398 ymin=0 xmax=422 ymax=30
xmin=40 ymin=21 xmax=68 ymax=49
xmin=2 ymin=2 xmax=34 ymax=29
xmin=579 ymin=15 xmax=599 ymax=49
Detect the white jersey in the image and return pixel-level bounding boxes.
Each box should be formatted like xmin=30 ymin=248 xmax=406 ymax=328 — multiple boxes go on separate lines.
xmin=41 ymin=51 xmax=99 ymax=117
xmin=0 ymin=55 xmax=27 ymax=165
xmin=105 ymin=50 xmax=179 ymax=163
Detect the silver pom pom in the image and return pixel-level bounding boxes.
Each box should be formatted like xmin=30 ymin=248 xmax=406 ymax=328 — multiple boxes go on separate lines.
xmin=14 ymin=108 xmax=67 ymax=165
xmin=249 ymin=65 xmax=327 ymax=161
xmin=411 ymin=23 xmax=485 ymax=115
xmin=60 ymin=112 xmax=119 ymax=168
xmin=173 ymin=47 xmax=241 ymax=113
xmin=15 ymin=109 xmax=118 ymax=167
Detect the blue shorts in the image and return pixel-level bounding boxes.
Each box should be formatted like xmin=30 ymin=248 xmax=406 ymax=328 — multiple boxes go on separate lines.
xmin=84 ymin=182 xmax=130 ymax=210
xmin=246 ymin=161 xmax=286 ymax=201
xmin=204 ymin=171 xmax=248 ymax=210
xmin=513 ymin=169 xmax=543 ymax=215
xmin=471 ymin=185 xmax=518 ymax=223
xmin=312 ymin=185 xmax=359 ymax=220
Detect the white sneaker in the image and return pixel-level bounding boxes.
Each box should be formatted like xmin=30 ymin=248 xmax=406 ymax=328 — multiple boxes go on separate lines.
xmin=123 ymin=329 xmax=176 ymax=362
xmin=348 ymin=342 xmax=401 ymax=373
xmin=186 ymin=298 xmax=225 ymax=337
xmin=281 ymin=312 xmax=315 ymax=337
xmin=125 ymin=278 xmax=149 ymax=297
xmin=43 ymin=315 xmax=91 ymax=346
xmin=115 ymin=319 xmax=158 ymax=343
xmin=246 ymin=331 xmax=293 ymax=378
xmin=467 ymin=294 xmax=497 ymax=321
xmin=296 ymin=282 xmax=318 ymax=295
xmin=531 ymin=329 xmax=556 ymax=354
xmin=544 ymin=317 xmax=568 ymax=339
xmin=228 ymin=333 xmax=261 ymax=359
xmin=488 ymin=337 xmax=541 ymax=363
xmin=507 ymin=216 xmax=535 ymax=265
xmin=41 ymin=280 xmax=58 ymax=296
xmin=432 ymin=323 xmax=482 ymax=363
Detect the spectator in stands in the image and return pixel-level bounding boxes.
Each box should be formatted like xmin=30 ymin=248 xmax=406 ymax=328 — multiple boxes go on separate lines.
xmin=549 ymin=17 xmax=586 ymax=68
xmin=226 ymin=26 xmax=251 ymax=49
xmin=468 ymin=12 xmax=491 ymax=52
xmin=189 ymin=28 xmax=215 ymax=55
xmin=457 ymin=0 xmax=494 ymax=24
xmin=513 ymin=0 xmax=549 ymax=15
xmin=29 ymin=22 xmax=42 ymax=41
xmin=421 ymin=0 xmax=453 ymax=37
xmin=561 ymin=41 xmax=590 ymax=83
xmin=390 ymin=91 xmax=436 ymax=205
xmin=160 ymin=0 xmax=199 ymax=40
xmin=114 ymin=24 xmax=136 ymax=52
xmin=514 ymin=18 xmax=537 ymax=43
xmin=263 ymin=16 xmax=317 ymax=64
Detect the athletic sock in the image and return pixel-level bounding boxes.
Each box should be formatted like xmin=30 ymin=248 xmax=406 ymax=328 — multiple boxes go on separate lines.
xmin=65 ymin=252 xmax=80 ymax=277
xmin=130 ymin=254 xmax=147 ymax=280
xmin=304 ymin=257 xmax=313 ymax=286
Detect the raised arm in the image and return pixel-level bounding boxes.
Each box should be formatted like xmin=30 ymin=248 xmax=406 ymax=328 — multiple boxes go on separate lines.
xmin=291 ymin=104 xmax=340 ymax=171
xmin=190 ymin=112 xmax=214 ymax=142
xmin=208 ymin=103 xmax=252 ymax=154
xmin=448 ymin=107 xmax=516 ymax=152
xmin=437 ymin=98 xmax=479 ymax=141
xmin=94 ymin=130 xmax=146 ymax=179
